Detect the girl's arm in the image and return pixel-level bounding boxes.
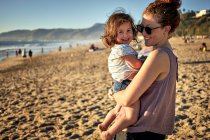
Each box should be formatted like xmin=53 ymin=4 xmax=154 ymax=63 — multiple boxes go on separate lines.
xmin=121 ymin=54 xmax=142 ymax=69
xmin=113 ymin=49 xmax=170 ymax=106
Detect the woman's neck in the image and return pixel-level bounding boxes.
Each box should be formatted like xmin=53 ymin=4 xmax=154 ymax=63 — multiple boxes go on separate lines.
xmin=153 ymin=40 xmax=171 ymax=50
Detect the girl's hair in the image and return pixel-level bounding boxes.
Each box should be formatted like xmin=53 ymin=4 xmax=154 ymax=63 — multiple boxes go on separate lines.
xmin=143 ymin=0 xmax=181 ymax=34
xmin=101 ymin=10 xmax=137 ymax=48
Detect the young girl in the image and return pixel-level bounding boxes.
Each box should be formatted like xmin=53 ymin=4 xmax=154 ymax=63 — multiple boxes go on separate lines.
xmin=98 ymin=11 xmax=143 ymax=140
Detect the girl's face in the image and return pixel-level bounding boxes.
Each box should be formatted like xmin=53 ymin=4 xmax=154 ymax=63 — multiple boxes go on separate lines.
xmin=141 ymin=14 xmax=167 ymax=47
xmin=115 ymin=22 xmax=134 ymax=45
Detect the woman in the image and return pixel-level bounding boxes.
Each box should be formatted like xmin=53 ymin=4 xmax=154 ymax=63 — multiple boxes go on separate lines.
xmin=109 ymin=0 xmax=181 ymax=139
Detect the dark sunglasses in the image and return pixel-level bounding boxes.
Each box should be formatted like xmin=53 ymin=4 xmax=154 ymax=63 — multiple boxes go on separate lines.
xmin=136 ymin=25 xmax=162 ymax=35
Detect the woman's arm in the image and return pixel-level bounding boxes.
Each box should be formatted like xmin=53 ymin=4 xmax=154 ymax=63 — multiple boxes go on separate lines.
xmin=113 ymin=49 xmax=170 ymax=106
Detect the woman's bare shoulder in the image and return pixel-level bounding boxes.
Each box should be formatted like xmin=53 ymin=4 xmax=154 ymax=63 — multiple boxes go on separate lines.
xmin=147 ymin=48 xmax=170 ymax=80
xmin=144 ymin=48 xmax=170 ymax=74
xmin=149 ymin=48 xmax=169 ymax=60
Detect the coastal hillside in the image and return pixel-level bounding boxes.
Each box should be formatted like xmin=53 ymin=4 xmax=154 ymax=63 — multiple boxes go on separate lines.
xmin=0 ymin=10 xmax=209 ymax=41
xmin=0 ymin=23 xmax=105 ymax=41
xmin=175 ymin=10 xmax=210 ymax=36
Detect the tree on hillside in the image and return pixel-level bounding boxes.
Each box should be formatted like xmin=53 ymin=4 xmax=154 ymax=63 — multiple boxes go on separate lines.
xmin=175 ymin=10 xmax=210 ymax=36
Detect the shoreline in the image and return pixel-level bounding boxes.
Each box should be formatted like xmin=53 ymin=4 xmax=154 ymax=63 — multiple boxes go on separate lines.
xmin=0 ymin=39 xmax=100 ymax=62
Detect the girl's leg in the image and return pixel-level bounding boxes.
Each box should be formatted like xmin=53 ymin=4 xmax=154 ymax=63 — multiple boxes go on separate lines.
xmin=101 ymin=100 xmax=140 ymax=140
xmin=98 ymin=104 xmax=121 ymax=131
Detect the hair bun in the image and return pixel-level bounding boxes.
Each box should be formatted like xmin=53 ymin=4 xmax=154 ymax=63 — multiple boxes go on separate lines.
xmin=155 ymin=0 xmax=181 ymax=9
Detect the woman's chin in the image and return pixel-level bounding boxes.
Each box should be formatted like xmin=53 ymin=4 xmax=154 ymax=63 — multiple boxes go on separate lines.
xmin=144 ymin=41 xmax=152 ymax=47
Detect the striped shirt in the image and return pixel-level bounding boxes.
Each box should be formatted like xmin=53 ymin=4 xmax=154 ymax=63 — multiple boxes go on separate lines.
xmin=108 ymin=44 xmax=138 ymax=82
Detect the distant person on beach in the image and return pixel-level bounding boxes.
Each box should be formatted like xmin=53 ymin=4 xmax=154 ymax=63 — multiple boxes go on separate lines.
xmin=109 ymin=0 xmax=180 ymax=139
xmin=98 ymin=10 xmax=143 ymax=140
xmin=18 ymin=49 xmax=22 ymax=55
xmin=41 ymin=48 xmax=44 ymax=54
xmin=6 ymin=52 xmax=9 ymax=58
xmin=22 ymin=49 xmax=27 ymax=58
xmin=16 ymin=50 xmax=18 ymax=57
xmin=200 ymin=42 xmax=207 ymax=52
xmin=59 ymin=46 xmax=62 ymax=52
xmin=29 ymin=49 xmax=33 ymax=60
xmin=89 ymin=43 xmax=98 ymax=52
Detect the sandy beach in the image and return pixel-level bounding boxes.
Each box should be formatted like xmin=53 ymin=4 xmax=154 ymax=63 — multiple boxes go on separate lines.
xmin=0 ymin=37 xmax=209 ymax=140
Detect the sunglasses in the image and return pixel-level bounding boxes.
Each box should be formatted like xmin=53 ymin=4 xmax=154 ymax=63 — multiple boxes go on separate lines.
xmin=136 ymin=25 xmax=162 ymax=35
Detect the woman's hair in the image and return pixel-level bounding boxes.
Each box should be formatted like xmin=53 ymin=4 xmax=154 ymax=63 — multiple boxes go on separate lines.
xmin=101 ymin=10 xmax=137 ymax=48
xmin=143 ymin=0 xmax=181 ymax=34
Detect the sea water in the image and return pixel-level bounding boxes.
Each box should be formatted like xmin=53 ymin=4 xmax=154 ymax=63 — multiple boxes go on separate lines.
xmin=0 ymin=40 xmax=97 ymax=61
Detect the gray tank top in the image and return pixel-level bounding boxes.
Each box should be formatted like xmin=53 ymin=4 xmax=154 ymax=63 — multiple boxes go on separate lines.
xmin=127 ymin=47 xmax=178 ymax=135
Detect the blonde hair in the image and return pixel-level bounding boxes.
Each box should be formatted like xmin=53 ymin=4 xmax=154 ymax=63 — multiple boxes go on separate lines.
xmin=102 ymin=10 xmax=137 ymax=48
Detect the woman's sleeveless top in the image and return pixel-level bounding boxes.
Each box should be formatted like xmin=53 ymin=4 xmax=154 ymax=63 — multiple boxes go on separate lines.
xmin=127 ymin=47 xmax=178 ymax=135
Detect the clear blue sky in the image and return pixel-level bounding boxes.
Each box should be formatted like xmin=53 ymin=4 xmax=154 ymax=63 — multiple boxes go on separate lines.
xmin=0 ymin=0 xmax=209 ymax=33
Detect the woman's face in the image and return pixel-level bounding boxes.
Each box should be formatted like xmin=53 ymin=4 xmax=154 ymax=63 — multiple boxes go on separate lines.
xmin=115 ymin=22 xmax=134 ymax=45
xmin=141 ymin=14 xmax=166 ymax=47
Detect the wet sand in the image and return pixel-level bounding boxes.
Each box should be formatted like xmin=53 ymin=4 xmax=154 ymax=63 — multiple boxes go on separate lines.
xmin=0 ymin=38 xmax=209 ymax=139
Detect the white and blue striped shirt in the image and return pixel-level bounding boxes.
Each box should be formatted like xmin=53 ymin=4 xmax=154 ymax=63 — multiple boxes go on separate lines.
xmin=108 ymin=44 xmax=138 ymax=82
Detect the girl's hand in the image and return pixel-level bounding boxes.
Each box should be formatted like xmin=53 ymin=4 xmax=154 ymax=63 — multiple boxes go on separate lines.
xmin=108 ymin=89 xmax=115 ymax=101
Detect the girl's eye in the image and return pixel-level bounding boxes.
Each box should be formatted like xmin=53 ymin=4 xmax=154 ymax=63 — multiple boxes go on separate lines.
xmin=128 ymin=29 xmax=132 ymax=33
xmin=127 ymin=29 xmax=133 ymax=33
xmin=118 ymin=31 xmax=123 ymax=35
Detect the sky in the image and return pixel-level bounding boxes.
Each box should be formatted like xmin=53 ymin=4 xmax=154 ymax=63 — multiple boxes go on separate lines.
xmin=0 ymin=0 xmax=210 ymax=33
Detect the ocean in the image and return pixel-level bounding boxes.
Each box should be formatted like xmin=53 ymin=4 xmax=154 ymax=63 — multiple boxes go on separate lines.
xmin=0 ymin=40 xmax=97 ymax=61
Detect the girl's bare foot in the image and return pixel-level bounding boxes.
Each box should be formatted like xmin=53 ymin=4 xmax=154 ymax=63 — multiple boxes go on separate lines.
xmin=100 ymin=131 xmax=112 ymax=140
xmin=98 ymin=123 xmax=107 ymax=131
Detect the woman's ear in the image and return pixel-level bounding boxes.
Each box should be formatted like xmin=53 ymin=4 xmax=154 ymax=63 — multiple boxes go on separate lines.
xmin=164 ymin=25 xmax=171 ymax=33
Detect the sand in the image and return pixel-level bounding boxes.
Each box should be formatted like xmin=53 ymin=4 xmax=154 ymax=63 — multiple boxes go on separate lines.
xmin=0 ymin=38 xmax=209 ymax=140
